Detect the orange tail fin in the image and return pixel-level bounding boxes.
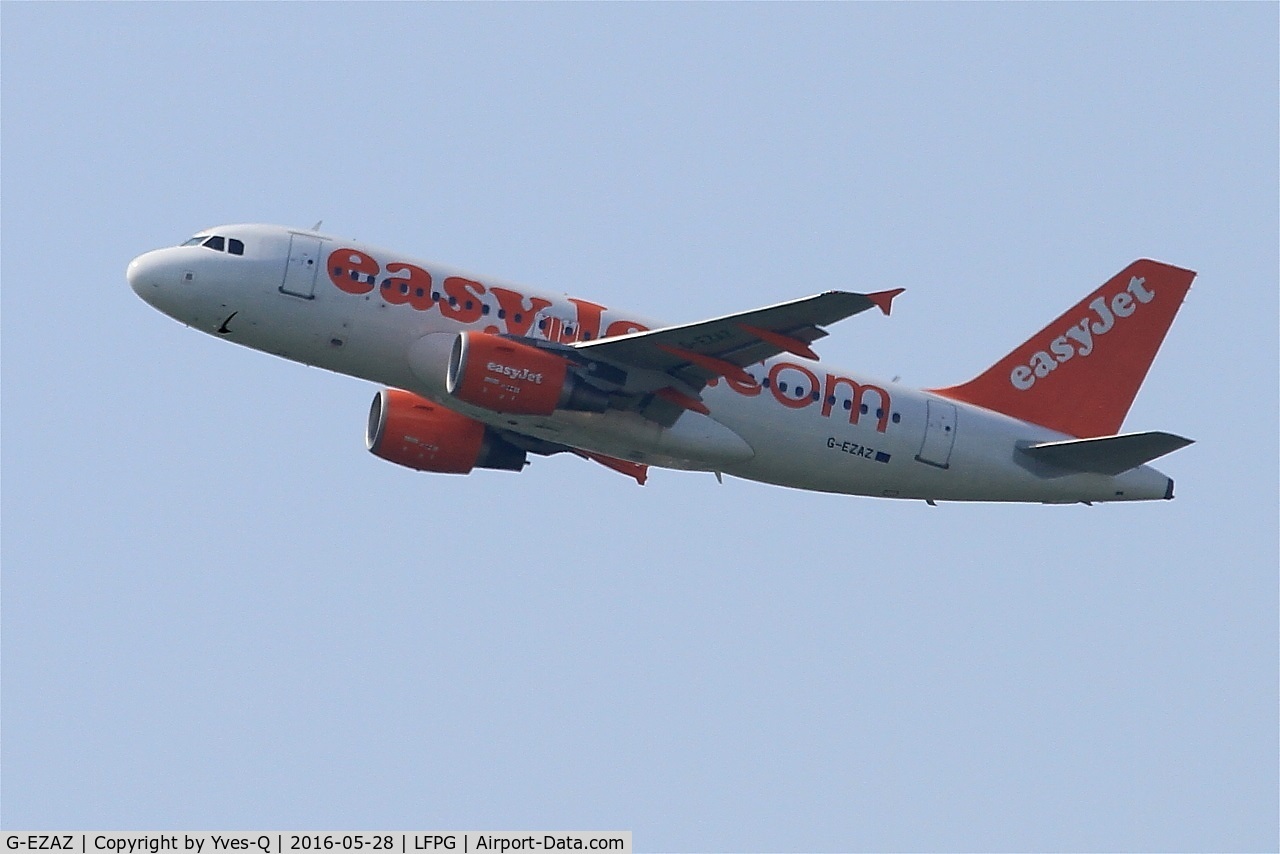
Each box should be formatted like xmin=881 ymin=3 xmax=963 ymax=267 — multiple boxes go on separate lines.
xmin=931 ymin=259 xmax=1195 ymax=437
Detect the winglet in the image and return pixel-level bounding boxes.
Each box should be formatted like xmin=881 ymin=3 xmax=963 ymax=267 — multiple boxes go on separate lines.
xmin=866 ymin=288 xmax=905 ymax=316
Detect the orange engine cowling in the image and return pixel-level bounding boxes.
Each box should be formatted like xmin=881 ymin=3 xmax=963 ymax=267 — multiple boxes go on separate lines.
xmin=446 ymin=331 xmax=609 ymax=416
xmin=366 ymin=389 xmax=526 ymax=473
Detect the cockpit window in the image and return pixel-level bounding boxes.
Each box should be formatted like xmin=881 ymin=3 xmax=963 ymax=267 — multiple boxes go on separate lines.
xmin=184 ymin=233 xmax=246 ymax=255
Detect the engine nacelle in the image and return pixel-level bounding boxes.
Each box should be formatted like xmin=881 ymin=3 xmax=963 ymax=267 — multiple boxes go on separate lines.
xmin=366 ymin=389 xmax=526 ymax=474
xmin=446 ymin=331 xmax=609 ymax=416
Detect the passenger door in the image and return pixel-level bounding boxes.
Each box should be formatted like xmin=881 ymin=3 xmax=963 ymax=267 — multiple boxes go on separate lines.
xmin=280 ymin=233 xmax=323 ymax=299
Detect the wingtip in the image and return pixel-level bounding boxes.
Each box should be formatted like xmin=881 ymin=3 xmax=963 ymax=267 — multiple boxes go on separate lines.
xmin=867 ymin=288 xmax=906 ymax=316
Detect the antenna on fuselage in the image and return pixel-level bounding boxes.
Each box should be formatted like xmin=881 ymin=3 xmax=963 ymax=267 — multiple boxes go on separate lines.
xmin=311 ymin=220 xmax=323 ymax=231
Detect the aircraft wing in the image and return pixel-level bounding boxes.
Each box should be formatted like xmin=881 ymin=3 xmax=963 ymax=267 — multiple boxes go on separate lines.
xmin=566 ymin=288 xmax=903 ymax=423
xmin=575 ymin=289 xmax=902 ymax=383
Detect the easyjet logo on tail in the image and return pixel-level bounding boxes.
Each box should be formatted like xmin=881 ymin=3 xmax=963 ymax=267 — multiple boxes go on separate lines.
xmin=929 ymin=259 xmax=1195 ymax=438
xmin=1009 ymin=276 xmax=1155 ymax=391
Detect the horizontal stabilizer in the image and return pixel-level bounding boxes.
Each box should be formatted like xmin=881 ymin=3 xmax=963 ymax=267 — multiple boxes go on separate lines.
xmin=1020 ymin=431 xmax=1193 ymax=475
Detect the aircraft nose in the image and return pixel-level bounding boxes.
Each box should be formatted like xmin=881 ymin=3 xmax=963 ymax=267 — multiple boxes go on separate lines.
xmin=127 ymin=250 xmax=167 ymax=300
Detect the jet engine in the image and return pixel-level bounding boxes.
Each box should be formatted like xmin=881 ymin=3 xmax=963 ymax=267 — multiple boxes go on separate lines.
xmin=446 ymin=331 xmax=609 ymax=416
xmin=366 ymin=388 xmax=526 ymax=473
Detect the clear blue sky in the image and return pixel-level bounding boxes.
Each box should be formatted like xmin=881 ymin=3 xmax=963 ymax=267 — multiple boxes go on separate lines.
xmin=3 ymin=4 xmax=1276 ymax=850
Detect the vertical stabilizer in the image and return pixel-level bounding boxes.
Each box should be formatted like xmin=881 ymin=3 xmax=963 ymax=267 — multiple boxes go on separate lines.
xmin=931 ymin=260 xmax=1195 ymax=437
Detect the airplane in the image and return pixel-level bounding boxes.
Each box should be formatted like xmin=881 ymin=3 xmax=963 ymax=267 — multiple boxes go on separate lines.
xmin=127 ymin=224 xmax=1196 ymax=504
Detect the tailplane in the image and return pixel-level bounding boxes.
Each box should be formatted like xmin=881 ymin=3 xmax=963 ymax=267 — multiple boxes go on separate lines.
xmin=1019 ymin=431 xmax=1193 ymax=475
xmin=932 ymin=259 xmax=1195 ymax=437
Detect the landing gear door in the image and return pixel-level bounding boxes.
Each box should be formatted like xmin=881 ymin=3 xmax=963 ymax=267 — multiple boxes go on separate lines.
xmin=280 ymin=233 xmax=323 ymax=299
xmin=916 ymin=399 xmax=958 ymax=469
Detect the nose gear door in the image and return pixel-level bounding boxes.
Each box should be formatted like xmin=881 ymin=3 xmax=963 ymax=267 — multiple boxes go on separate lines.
xmin=280 ymin=233 xmax=323 ymax=299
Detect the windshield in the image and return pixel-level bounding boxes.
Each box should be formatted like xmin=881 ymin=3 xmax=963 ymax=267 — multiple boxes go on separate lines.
xmin=180 ymin=234 xmax=245 ymax=255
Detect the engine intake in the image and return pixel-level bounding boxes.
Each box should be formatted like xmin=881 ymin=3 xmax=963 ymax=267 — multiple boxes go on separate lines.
xmin=446 ymin=331 xmax=609 ymax=416
xmin=366 ymin=389 xmax=526 ymax=473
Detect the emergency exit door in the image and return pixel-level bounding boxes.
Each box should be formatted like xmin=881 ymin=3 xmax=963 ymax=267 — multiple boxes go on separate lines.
xmin=915 ymin=399 xmax=958 ymax=469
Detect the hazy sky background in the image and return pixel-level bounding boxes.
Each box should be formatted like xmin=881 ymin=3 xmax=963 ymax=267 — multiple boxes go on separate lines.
xmin=3 ymin=4 xmax=1276 ymax=851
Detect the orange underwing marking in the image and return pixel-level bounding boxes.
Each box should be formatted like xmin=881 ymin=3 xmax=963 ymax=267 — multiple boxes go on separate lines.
xmin=654 ymin=386 xmax=711 ymax=415
xmin=866 ymin=288 xmax=905 ymax=316
xmin=573 ymin=450 xmax=648 ymax=485
xmin=737 ymin=324 xmax=820 ymax=360
xmin=656 ymin=344 xmax=755 ymax=385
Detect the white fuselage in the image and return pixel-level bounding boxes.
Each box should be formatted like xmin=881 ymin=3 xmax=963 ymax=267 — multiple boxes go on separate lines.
xmin=128 ymin=223 xmax=1174 ymax=503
